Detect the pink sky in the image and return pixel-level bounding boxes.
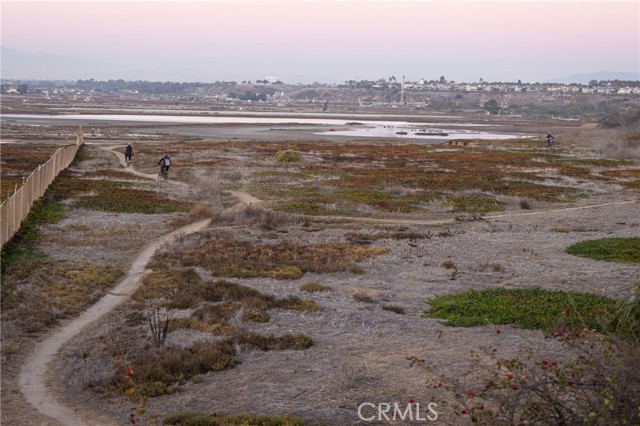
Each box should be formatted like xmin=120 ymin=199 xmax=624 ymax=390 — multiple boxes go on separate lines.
xmin=1 ymin=1 xmax=638 ymax=83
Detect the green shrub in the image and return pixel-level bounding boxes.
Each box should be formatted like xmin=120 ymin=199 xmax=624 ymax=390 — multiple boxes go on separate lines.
xmin=275 ymin=146 xmax=303 ymax=162
xmin=566 ymin=237 xmax=640 ymax=263
xmin=423 ymin=288 xmax=617 ymax=331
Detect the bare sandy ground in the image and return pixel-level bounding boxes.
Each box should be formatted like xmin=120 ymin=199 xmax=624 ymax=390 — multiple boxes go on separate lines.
xmin=2 ymin=129 xmax=639 ymax=426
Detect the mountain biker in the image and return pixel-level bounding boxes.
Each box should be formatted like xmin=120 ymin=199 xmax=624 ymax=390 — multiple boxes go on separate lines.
xmin=124 ymin=143 xmax=134 ymax=166
xmin=545 ymin=132 xmax=555 ymax=147
xmin=158 ymin=153 xmax=171 ymax=179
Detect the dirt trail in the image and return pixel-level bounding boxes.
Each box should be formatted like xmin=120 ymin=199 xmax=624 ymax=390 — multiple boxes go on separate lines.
xmin=17 ymin=146 xmax=269 ymax=426
xmin=103 ymin=144 xmax=160 ymax=181
xmin=16 ymin=145 xmax=637 ymax=426
xmin=18 ymin=218 xmax=212 ymax=426
xmin=311 ymin=199 xmax=638 ymax=227
xmin=17 ymin=146 xmax=205 ymax=426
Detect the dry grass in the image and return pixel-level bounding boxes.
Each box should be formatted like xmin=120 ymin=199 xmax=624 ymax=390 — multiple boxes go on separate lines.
xmin=563 ymin=128 xmax=640 ymax=159
xmin=381 ymin=304 xmax=406 ymax=314
xmin=132 ymin=269 xmax=321 ymax=326
xmin=152 ymin=236 xmax=388 ymax=279
xmin=2 ymin=259 xmax=123 ymax=333
xmin=109 ymin=271 xmax=319 ymax=398
xmin=299 ymin=281 xmax=332 ymax=293
xmin=213 ymin=205 xmax=303 ymax=230
xmin=353 ymin=292 xmax=378 ymax=304
xmin=190 ymin=203 xmax=214 ymax=219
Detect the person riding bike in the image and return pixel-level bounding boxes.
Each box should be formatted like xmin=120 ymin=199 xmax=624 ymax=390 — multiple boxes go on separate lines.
xmin=124 ymin=143 xmax=134 ymax=167
xmin=545 ymin=132 xmax=555 ymax=147
xmin=158 ymin=153 xmax=171 ymax=179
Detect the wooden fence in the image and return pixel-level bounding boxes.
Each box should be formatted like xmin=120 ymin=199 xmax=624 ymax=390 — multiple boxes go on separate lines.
xmin=1 ymin=128 xmax=84 ymax=247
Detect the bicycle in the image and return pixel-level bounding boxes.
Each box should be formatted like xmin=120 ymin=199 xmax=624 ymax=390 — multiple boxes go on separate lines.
xmin=158 ymin=166 xmax=169 ymax=180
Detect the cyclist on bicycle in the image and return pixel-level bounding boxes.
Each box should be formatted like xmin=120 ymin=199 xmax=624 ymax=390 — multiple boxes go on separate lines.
xmin=124 ymin=143 xmax=134 ymax=166
xmin=545 ymin=132 xmax=555 ymax=147
xmin=158 ymin=153 xmax=171 ymax=179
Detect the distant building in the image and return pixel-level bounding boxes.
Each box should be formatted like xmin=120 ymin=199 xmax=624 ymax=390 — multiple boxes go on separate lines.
xmin=264 ymin=76 xmax=280 ymax=84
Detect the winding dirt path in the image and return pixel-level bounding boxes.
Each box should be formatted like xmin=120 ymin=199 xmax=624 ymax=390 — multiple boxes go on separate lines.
xmin=18 ymin=146 xmax=215 ymax=426
xmin=16 ymin=144 xmax=637 ymax=425
xmin=18 ymin=218 xmax=212 ymax=426
xmin=311 ymin=199 xmax=638 ymax=227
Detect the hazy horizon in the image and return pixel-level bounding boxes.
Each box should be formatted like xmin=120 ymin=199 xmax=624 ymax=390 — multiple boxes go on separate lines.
xmin=1 ymin=1 xmax=639 ymax=84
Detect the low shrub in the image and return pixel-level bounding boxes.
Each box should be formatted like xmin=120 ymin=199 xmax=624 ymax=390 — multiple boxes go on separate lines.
xmin=160 ymin=239 xmax=386 ymax=279
xmin=423 ymin=287 xmax=617 ymax=330
xmin=434 ymin=282 xmax=640 ymax=426
xmin=566 ymin=237 xmax=640 ymax=263
xmin=275 ymin=145 xmax=303 ymax=162
xmin=382 ymin=304 xmax=406 ymax=314
xmin=299 ymin=282 xmax=331 ymax=293
xmin=163 ymin=411 xmax=322 ymax=426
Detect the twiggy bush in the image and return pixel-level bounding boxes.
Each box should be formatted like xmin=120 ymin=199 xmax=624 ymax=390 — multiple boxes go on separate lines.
xmin=216 ymin=205 xmax=301 ymax=230
xmin=430 ymin=283 xmax=640 ymax=426
xmin=437 ymin=330 xmax=640 ymax=425
xmin=341 ymin=363 xmax=371 ymax=389
xmin=146 ymin=307 xmax=170 ymax=347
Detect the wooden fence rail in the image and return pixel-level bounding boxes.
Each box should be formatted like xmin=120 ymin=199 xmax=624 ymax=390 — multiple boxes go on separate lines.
xmin=1 ymin=129 xmax=83 ymax=247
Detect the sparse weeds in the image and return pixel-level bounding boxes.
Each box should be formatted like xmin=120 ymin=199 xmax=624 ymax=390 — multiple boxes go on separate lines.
xmin=519 ymin=199 xmax=532 ymax=210
xmin=441 ymin=260 xmax=457 ymax=269
xmin=345 ymin=231 xmax=427 ymax=241
xmin=190 ymin=203 xmax=213 ymax=219
xmin=340 ymin=363 xmax=371 ymax=389
xmin=471 ymin=261 xmax=506 ymax=273
xmin=123 ymin=267 xmax=320 ymax=397
xmin=382 ymin=304 xmax=406 ymax=314
xmin=134 ymin=270 xmax=322 ymax=324
xmin=299 ymin=281 xmax=332 ymax=293
xmin=3 ymin=259 xmax=123 ymax=333
xmin=353 ymin=291 xmax=378 ymax=304
xmin=215 ymin=205 xmax=299 ymax=230
xmin=153 ymin=238 xmax=387 ymax=279
xmin=163 ymin=411 xmax=323 ymax=426
xmin=110 ymin=328 xmax=314 ymax=398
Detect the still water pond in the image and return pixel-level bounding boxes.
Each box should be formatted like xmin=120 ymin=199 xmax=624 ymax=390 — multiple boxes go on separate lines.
xmin=2 ymin=114 xmax=528 ymax=141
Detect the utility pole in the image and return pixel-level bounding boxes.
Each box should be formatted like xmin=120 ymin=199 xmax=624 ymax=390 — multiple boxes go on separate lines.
xmin=401 ymin=75 xmax=405 ymax=105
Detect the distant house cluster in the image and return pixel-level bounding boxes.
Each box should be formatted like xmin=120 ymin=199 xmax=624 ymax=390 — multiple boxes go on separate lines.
xmin=343 ymin=78 xmax=640 ymax=95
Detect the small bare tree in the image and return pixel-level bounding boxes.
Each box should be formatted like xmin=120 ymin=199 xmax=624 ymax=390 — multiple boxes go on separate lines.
xmin=146 ymin=307 xmax=170 ymax=347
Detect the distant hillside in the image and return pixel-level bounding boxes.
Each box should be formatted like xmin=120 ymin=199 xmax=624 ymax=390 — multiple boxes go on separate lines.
xmin=551 ymin=71 xmax=640 ymax=85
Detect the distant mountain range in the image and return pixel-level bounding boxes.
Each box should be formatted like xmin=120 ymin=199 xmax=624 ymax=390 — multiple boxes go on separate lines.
xmin=550 ymin=71 xmax=640 ymax=85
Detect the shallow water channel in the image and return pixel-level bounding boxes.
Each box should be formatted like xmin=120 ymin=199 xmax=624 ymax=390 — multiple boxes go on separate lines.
xmin=2 ymin=113 xmax=530 ymax=142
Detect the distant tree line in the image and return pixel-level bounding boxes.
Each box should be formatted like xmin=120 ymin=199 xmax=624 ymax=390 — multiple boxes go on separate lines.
xmin=227 ymin=87 xmax=277 ymax=102
xmin=73 ymin=79 xmax=235 ymax=95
